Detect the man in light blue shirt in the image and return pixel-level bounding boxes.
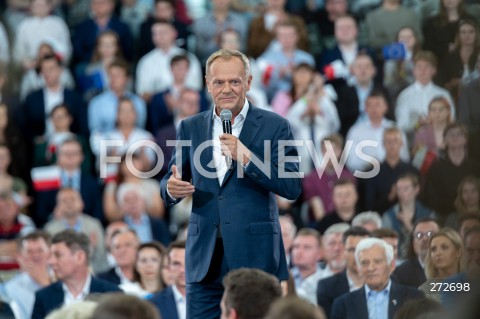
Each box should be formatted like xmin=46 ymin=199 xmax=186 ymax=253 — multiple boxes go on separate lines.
xmin=331 ymin=237 xmax=424 ymax=319
xmin=88 ymin=59 xmax=146 ymax=134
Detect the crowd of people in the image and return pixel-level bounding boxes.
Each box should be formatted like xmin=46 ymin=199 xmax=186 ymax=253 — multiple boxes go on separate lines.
xmin=0 ymin=0 xmax=480 ymax=318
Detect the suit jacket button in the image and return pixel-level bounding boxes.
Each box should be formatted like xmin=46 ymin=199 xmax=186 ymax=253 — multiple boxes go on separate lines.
xmin=218 ymin=195 xmax=224 ymax=200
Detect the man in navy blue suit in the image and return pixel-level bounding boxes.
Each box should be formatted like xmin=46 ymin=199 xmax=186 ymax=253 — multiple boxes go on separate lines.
xmin=160 ymin=49 xmax=302 ymax=318
xmin=331 ymin=238 xmax=424 ymax=319
xmin=31 ymin=230 xmax=121 ymax=319
xmin=149 ymin=241 xmax=187 ymax=319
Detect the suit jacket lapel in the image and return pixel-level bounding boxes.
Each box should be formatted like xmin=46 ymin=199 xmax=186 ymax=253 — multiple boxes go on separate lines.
xmin=199 ymin=111 xmax=219 ymax=190
xmin=52 ymin=282 xmax=65 ymax=308
xmin=220 ymin=105 xmax=262 ymax=188
xmin=164 ymin=287 xmax=180 ymax=319
xmin=353 ymin=288 xmax=369 ymax=319
xmin=388 ymin=282 xmax=400 ymax=319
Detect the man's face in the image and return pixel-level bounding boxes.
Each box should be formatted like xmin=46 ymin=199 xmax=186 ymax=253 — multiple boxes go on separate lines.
xmin=413 ymin=60 xmax=436 ymax=85
xmin=19 ymin=238 xmax=50 ymax=269
xmin=365 ymin=96 xmax=387 ymax=123
xmin=465 ymin=232 xmax=480 ymax=268
xmin=351 ymin=56 xmax=375 ymax=84
xmin=108 ymin=66 xmax=128 ymax=93
xmin=120 ymin=191 xmax=145 ymax=220
xmin=155 ymin=1 xmax=174 ymax=20
xmin=396 ymin=178 xmax=418 ymax=203
xmin=91 ymin=0 xmax=114 ymax=17
xmin=111 ymin=232 xmax=139 ymax=268
xmin=332 ymin=184 xmax=358 ymax=212
xmin=413 ymin=222 xmax=439 ymax=258
xmin=335 ymin=17 xmax=357 ymax=44
xmin=276 ymin=26 xmax=298 ymax=51
xmin=56 ymin=189 xmax=84 ymax=219
xmin=326 ymin=0 xmax=348 ymax=16
xmin=357 ymin=245 xmax=394 ymax=291
xmin=444 ymin=127 xmax=467 ymax=149
xmin=206 ymin=56 xmax=252 ymax=117
xmin=31 ymin=0 xmax=51 ymax=17
xmin=323 ymin=233 xmax=346 ymax=270
xmin=49 ymin=242 xmax=82 ymax=280
xmin=179 ymin=91 xmax=200 ymax=118
xmin=171 ymin=60 xmax=189 ymax=83
xmin=169 ymin=248 xmax=186 ymax=288
xmin=152 ymin=23 xmax=176 ymax=49
xmin=344 ymin=235 xmax=368 ymax=273
xmin=41 ymin=60 xmax=62 ymax=88
xmin=383 ymin=131 xmax=403 ymax=158
xmin=291 ymin=235 xmax=322 ymax=270
xmin=57 ymin=142 xmax=83 ymax=171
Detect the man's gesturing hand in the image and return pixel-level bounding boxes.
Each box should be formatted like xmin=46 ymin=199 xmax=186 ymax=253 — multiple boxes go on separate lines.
xmin=219 ymin=134 xmax=252 ymax=166
xmin=167 ymin=165 xmax=195 ymax=199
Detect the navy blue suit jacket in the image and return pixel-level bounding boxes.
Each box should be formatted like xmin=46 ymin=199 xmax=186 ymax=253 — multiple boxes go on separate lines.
xmin=31 ymin=277 xmax=121 ymax=319
xmin=149 ymin=286 xmax=179 ymax=319
xmin=96 ymin=267 xmax=120 ymax=285
xmin=391 ymin=257 xmax=426 ymax=288
xmin=148 ymin=215 xmax=171 ymax=246
xmin=156 ymin=123 xmax=177 ymax=179
xmin=73 ymin=16 xmax=133 ymax=64
xmin=317 ymin=271 xmax=349 ymax=319
xmin=331 ymin=281 xmax=425 ymax=319
xmin=160 ymin=105 xmax=301 ymax=283
xmin=34 ymin=173 xmax=102 ymax=227
xmin=22 ymin=89 xmax=87 ymax=142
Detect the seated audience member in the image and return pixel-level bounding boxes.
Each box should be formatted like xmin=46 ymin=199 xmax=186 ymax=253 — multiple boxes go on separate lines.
xmin=0 ymin=144 xmax=29 ymax=209
xmin=298 ymin=223 xmax=350 ymax=304
xmin=363 ymin=127 xmax=414 ymax=213
xmin=371 ymin=228 xmax=401 ymax=264
xmin=317 ymin=180 xmax=358 ymax=234
xmin=19 ymin=42 xmax=75 ymax=102
xmin=148 ymin=55 xmax=208 ymax=134
xmin=458 ymin=51 xmax=480 ymax=159
xmin=247 ymin=0 xmax=307 ymax=59
xmin=103 ymin=154 xmax=164 ymax=222
xmin=44 ymin=188 xmax=109 ymax=273
xmin=0 ymin=231 xmax=51 ymax=319
xmin=351 ymin=211 xmax=382 ymax=232
xmin=136 ymin=20 xmax=202 ymax=102
xmin=34 ymin=137 xmax=102 ymax=226
xmin=382 ymin=173 xmax=435 ymax=258
xmin=331 ymin=238 xmax=425 ymax=319
xmin=395 ymin=51 xmax=455 ymax=134
xmin=119 ymin=0 xmax=149 ymax=40
xmin=319 ymin=15 xmax=375 ymax=87
xmin=220 ymin=268 xmax=282 ymax=319
xmin=33 ymin=104 xmax=91 ymax=172
xmin=412 ymin=97 xmax=453 ymax=169
xmin=31 ymin=230 xmax=121 ymax=319
xmin=383 ymin=26 xmax=421 ymax=100
xmin=419 ymin=228 xmax=466 ymax=300
xmin=149 ymin=241 xmax=186 ymax=318
xmin=79 ymin=31 xmax=123 ymax=100
xmin=257 ymin=21 xmax=315 ymax=100
xmin=335 ymin=54 xmax=391 ymax=137
xmin=437 ymin=19 xmax=480 ymax=96
xmin=458 ymin=214 xmax=480 ymax=239
xmin=91 ymin=293 xmax=160 ymax=319
xmin=364 ymin=0 xmax=421 ymax=50
xmin=88 ymin=59 xmax=146 ymax=134
xmin=124 ymin=242 xmax=166 ymax=297
xmin=445 ymin=176 xmax=480 ymax=229
xmin=13 ymin=0 xmax=71 ymax=69
xmin=291 ymin=228 xmax=323 ymax=289
xmin=279 ymin=215 xmax=297 ymax=266
xmin=138 ymin=0 xmax=190 ymax=57
xmin=393 ymin=298 xmax=444 ymax=319
xmin=97 ymin=228 xmax=139 ymax=286
xmin=193 ymin=0 xmax=248 ymax=65
xmin=156 ymin=88 xmax=202 ymax=179
xmin=303 ymin=134 xmax=355 ymax=225
xmin=72 ymin=0 xmax=133 ymax=65
xmin=22 ymin=54 xmax=86 ymax=142
xmin=44 ymin=300 xmax=98 ymax=319
xmin=0 ymin=191 xmax=35 ymax=274
xmin=104 ymin=221 xmax=129 ymax=267
xmin=423 ymin=123 xmax=480 ymax=223
xmin=317 ymin=227 xmax=370 ymax=317
xmin=346 ymin=93 xmax=409 ymax=174
xmin=90 ymin=97 xmax=156 ymax=174
xmin=117 ymin=183 xmax=170 ymax=245
xmin=391 ymin=218 xmax=440 ymax=287
xmin=265 ymin=296 xmax=326 ymax=319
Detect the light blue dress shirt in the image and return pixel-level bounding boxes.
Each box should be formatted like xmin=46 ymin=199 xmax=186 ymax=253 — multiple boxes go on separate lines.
xmin=125 ymin=213 xmax=153 ymax=243
xmin=365 ymin=280 xmax=391 ymax=319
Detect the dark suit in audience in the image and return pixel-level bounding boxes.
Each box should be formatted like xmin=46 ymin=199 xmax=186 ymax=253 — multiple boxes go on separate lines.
xmin=97 ymin=267 xmax=121 ymax=285
xmin=317 ymin=270 xmax=349 ymax=319
xmin=149 ymin=286 xmax=179 ymax=319
xmin=391 ymin=257 xmax=426 ymax=288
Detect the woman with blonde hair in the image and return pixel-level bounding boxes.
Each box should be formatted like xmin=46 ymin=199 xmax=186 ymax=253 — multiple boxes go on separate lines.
xmin=445 ymin=176 xmax=480 ymax=228
xmin=420 ymin=228 xmax=466 ymax=300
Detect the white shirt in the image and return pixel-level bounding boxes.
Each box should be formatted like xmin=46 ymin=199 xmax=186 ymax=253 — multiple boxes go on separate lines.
xmin=212 ymin=100 xmax=250 ymax=185
xmin=395 ymin=81 xmax=455 ymax=132
xmin=115 ymin=266 xmax=134 ymax=285
xmin=44 ymin=88 xmax=64 ymax=134
xmin=135 ymin=46 xmax=202 ymax=95
xmin=63 ymin=274 xmax=91 ymax=306
xmin=346 ymin=118 xmax=410 ymax=172
xmin=296 ymin=266 xmax=335 ymax=305
xmin=172 ymin=285 xmax=187 ymax=319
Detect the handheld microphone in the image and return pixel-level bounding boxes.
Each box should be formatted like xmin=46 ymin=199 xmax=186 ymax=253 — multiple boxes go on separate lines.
xmin=220 ymin=109 xmax=233 ymax=168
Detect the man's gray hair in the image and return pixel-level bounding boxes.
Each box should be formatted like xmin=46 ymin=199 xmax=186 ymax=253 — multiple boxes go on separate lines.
xmin=116 ymin=183 xmax=146 ymax=206
xmin=205 ymin=49 xmax=251 ymax=78
xmin=355 ymin=238 xmax=394 ymax=266
xmin=352 ymin=211 xmax=382 ymax=229
xmin=324 ymin=223 xmax=350 ymax=237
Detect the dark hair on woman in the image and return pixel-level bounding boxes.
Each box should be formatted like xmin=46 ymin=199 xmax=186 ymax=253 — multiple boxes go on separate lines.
xmin=289 ymin=63 xmax=314 ymax=100
xmin=133 ymin=241 xmax=167 ymax=292
xmin=91 ymin=30 xmax=123 ymax=63
xmin=49 ymin=103 xmax=72 ymax=118
xmin=437 ymin=0 xmax=468 ymax=26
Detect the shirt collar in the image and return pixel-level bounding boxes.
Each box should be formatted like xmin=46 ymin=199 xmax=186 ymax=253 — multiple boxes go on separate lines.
xmin=125 ymin=213 xmax=149 ymax=225
xmin=212 ymin=99 xmax=250 ymax=125
xmin=414 ymin=81 xmax=433 ymax=90
xmin=171 ymin=285 xmax=185 ymax=303
xmin=62 ymin=273 xmax=91 ymax=299
xmin=365 ymin=279 xmax=391 ymax=296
